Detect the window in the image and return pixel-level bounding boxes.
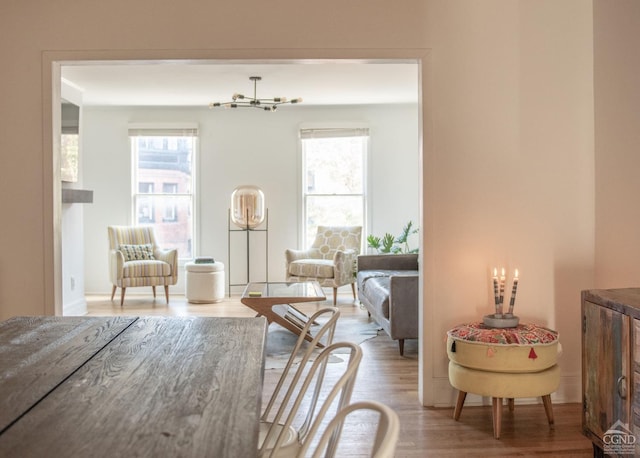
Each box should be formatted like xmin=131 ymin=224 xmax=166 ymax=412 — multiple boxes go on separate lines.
xmin=60 ymin=101 xmax=79 ymax=183
xmin=162 ymin=183 xmax=178 ymax=222
xmin=138 ymin=183 xmax=155 ymax=223
xmin=300 ymin=127 xmax=368 ymax=247
xmin=129 ymin=124 xmax=197 ymax=260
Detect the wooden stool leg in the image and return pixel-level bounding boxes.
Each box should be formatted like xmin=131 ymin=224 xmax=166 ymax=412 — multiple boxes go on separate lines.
xmin=453 ymin=391 xmax=467 ymax=420
xmin=152 ymin=286 xmax=157 ymax=298
xmin=508 ymin=398 xmax=515 ymax=412
xmin=492 ymin=397 xmax=502 ymax=439
xmin=542 ymin=394 xmax=555 ymax=429
xmin=111 ymin=285 xmax=117 ymax=301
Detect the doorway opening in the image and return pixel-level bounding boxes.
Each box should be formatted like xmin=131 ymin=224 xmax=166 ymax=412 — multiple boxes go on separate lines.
xmin=46 ymin=50 xmax=430 ymax=404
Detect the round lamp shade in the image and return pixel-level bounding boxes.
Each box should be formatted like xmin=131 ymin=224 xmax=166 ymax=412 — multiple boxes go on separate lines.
xmin=231 ymin=185 xmax=265 ymax=229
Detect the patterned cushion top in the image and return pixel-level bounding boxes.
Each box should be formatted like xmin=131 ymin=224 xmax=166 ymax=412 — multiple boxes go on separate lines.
xmin=120 ymin=244 xmax=155 ymax=261
xmin=448 ymin=322 xmax=558 ymax=346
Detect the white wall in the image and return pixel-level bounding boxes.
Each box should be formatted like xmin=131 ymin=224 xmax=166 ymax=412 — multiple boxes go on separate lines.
xmin=61 ymin=82 xmax=88 ymax=315
xmin=594 ymin=1 xmax=640 ymax=288
xmin=0 ymin=0 xmax=597 ymax=407
xmin=422 ymin=1 xmax=594 ymax=406
xmin=82 ymin=104 xmax=420 ymax=295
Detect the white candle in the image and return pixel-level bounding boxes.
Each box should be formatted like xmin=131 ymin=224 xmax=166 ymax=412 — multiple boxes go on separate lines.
xmin=492 ymin=268 xmax=500 ymax=316
xmin=498 ymin=267 xmax=506 ymax=315
xmin=508 ymin=268 xmax=519 ymax=315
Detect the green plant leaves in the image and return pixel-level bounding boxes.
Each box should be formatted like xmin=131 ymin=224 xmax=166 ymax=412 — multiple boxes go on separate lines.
xmin=367 ymin=221 xmax=419 ymax=254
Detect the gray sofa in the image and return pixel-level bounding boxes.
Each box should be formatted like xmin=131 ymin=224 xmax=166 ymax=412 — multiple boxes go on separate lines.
xmin=356 ymin=254 xmax=419 ymax=356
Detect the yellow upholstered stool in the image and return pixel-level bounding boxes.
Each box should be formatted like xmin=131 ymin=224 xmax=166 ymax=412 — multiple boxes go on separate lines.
xmin=446 ymin=322 xmax=560 ymax=439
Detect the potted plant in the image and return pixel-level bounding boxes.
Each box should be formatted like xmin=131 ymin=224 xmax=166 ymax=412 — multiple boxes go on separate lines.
xmin=367 ymin=221 xmax=419 ymax=254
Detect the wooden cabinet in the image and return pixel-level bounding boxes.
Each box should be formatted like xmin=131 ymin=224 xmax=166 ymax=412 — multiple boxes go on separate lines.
xmin=582 ymin=289 xmax=640 ymax=456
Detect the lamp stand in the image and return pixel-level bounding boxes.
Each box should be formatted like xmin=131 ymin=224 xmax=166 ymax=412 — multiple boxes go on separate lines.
xmin=228 ymin=208 xmax=269 ymax=296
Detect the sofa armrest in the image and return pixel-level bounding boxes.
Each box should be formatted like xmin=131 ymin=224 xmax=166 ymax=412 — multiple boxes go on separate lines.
xmin=285 ymin=248 xmax=315 ymax=265
xmin=109 ymin=249 xmax=125 ymax=282
xmin=154 ymin=248 xmax=178 ymax=278
xmin=154 ymin=248 xmax=177 ymax=264
xmin=357 ymin=254 xmax=418 ymax=272
xmin=389 ymin=274 xmax=419 ymax=339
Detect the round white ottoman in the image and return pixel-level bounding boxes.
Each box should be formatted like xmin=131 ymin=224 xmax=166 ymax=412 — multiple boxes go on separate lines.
xmin=185 ymin=261 xmax=225 ymax=304
xmin=446 ymin=322 xmax=561 ymax=439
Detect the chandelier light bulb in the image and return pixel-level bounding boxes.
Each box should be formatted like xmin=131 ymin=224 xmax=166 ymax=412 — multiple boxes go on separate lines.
xmin=209 ymin=76 xmax=303 ymax=112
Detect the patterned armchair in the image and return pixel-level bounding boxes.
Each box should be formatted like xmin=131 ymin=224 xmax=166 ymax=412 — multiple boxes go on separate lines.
xmin=285 ymin=226 xmax=362 ymax=305
xmin=107 ymin=226 xmax=178 ymax=306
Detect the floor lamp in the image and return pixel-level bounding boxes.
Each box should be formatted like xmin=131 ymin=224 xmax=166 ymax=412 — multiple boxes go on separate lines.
xmin=228 ymin=185 xmax=268 ymax=296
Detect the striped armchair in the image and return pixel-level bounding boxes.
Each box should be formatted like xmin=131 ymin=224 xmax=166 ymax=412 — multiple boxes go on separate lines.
xmin=285 ymin=226 xmax=362 ymax=305
xmin=107 ymin=226 xmax=178 ymax=306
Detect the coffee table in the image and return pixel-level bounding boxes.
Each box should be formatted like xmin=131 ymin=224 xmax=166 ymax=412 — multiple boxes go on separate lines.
xmin=241 ymin=281 xmax=326 ymax=345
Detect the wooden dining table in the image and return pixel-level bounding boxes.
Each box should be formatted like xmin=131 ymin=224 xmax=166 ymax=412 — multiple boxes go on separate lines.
xmin=0 ymin=315 xmax=268 ymax=458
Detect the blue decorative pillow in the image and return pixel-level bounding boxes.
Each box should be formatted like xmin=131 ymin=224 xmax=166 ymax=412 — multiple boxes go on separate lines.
xmin=120 ymin=244 xmax=155 ymax=261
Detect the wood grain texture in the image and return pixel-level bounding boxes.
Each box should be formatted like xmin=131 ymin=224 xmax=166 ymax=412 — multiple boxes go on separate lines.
xmin=0 ymin=316 xmax=267 ymax=458
xmin=0 ymin=316 xmax=136 ymax=433
xmin=582 ymin=301 xmax=630 ymax=446
xmin=582 ymin=291 xmax=638 ymax=456
xmin=82 ymin=294 xmax=594 ymax=456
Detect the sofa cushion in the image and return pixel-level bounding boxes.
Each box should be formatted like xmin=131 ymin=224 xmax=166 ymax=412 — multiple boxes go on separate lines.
xmin=358 ymin=270 xmax=419 ymax=319
xmin=447 ymin=322 xmax=560 ymax=373
xmin=361 ymin=275 xmax=391 ymax=318
xmin=119 ymin=243 xmax=155 ymax=261
xmin=288 ymin=259 xmax=334 ymax=278
xmin=123 ymin=260 xmax=171 ymax=278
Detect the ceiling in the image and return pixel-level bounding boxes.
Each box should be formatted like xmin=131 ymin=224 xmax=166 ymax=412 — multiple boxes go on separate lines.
xmin=61 ymin=61 xmax=419 ymax=107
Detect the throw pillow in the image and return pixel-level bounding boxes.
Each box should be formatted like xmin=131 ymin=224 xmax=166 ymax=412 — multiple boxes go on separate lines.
xmin=119 ymin=244 xmax=155 ymax=261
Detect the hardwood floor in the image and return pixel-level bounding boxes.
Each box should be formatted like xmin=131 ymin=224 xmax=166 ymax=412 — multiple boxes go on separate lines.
xmin=85 ymin=293 xmax=593 ymax=457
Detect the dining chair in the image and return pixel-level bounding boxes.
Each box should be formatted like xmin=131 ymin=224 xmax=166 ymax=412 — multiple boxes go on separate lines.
xmin=298 ymin=400 xmax=400 ymax=458
xmin=258 ymin=342 xmax=363 ymax=458
xmin=261 ymin=307 xmax=340 ymax=425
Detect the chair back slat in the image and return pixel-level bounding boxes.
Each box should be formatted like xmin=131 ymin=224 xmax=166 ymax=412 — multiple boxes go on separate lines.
xmin=260 ymin=342 xmax=363 ymax=458
xmin=261 ymin=307 xmax=340 ymax=422
xmin=303 ymin=400 xmax=400 ymax=458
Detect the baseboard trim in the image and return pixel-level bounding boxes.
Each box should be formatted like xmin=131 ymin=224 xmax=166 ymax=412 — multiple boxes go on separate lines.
xmin=431 ymin=375 xmax=581 ymax=408
xmin=63 ymin=298 xmax=87 ymax=316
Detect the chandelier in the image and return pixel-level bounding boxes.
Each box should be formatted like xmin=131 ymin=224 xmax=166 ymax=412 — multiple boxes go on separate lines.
xmin=209 ymin=76 xmax=303 ymax=112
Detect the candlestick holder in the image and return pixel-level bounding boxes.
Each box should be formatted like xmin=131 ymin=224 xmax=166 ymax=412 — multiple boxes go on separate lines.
xmin=483 ymin=313 xmax=519 ymax=328
xmin=486 ymin=267 xmax=520 ymax=328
